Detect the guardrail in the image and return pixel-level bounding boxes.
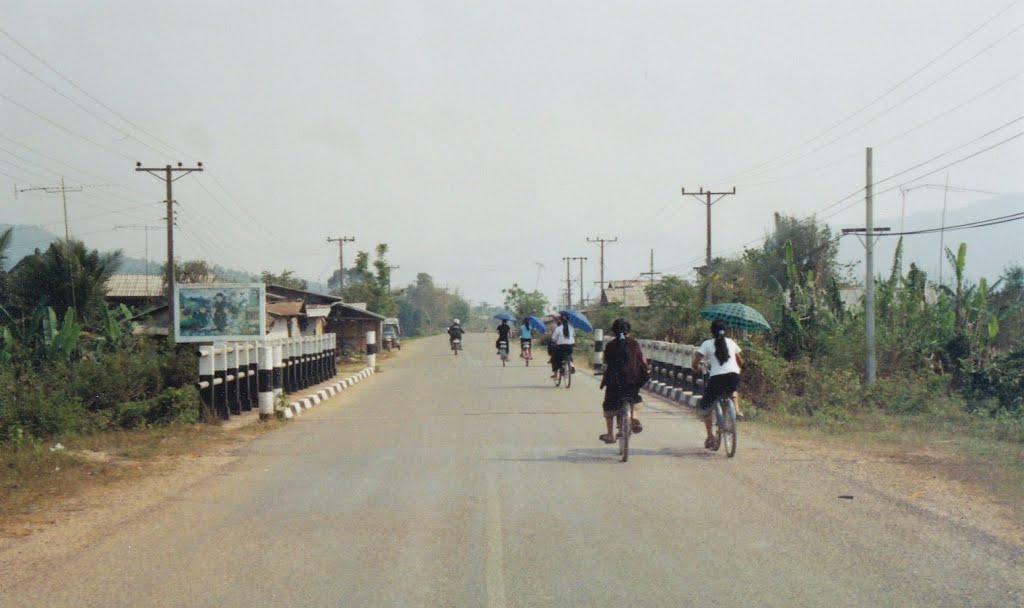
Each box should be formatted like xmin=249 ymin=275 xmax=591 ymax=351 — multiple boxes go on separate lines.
xmin=197 ymin=334 xmax=338 ymax=421
xmin=636 ymin=339 xmax=706 ymax=406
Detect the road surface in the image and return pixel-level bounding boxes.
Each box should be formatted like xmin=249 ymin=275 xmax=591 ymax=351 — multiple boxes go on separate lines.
xmin=2 ymin=333 xmax=1022 ymax=607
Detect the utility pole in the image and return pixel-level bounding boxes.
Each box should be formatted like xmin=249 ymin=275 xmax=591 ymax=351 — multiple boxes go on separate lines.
xmin=562 ymin=257 xmax=573 ymax=309
xmin=17 ymin=177 xmax=86 ymax=310
xmin=587 ymin=236 xmax=618 ymax=293
xmin=842 ymin=147 xmax=889 ymax=385
xmin=577 ymin=256 xmax=588 ymax=310
xmin=639 ymin=249 xmax=663 ymax=285
xmin=326 ymin=236 xmax=355 ymax=292
xmin=115 ymin=224 xmax=162 ymax=277
xmin=562 ymin=257 xmax=586 ymax=309
xmin=534 ymin=262 xmax=546 ymax=290
xmin=681 ymin=186 xmax=736 ymax=305
xmin=135 ymin=162 xmax=204 ymax=341
xmin=387 ymin=264 xmax=400 ymax=291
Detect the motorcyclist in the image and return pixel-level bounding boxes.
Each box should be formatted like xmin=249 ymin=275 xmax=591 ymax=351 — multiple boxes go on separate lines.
xmin=447 ymin=319 xmax=465 ymax=349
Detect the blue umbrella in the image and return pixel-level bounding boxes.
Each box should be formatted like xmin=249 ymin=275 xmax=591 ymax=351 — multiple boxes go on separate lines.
xmin=559 ymin=309 xmax=593 ymax=333
xmin=525 ymin=315 xmax=546 ymax=333
xmin=493 ymin=312 xmax=516 ymax=322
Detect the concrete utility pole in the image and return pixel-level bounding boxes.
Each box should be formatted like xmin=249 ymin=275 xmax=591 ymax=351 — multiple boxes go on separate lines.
xmin=577 ymin=256 xmax=588 ymax=310
xmin=639 ymin=249 xmax=662 ymax=285
xmin=17 ymin=178 xmax=87 ymax=310
xmin=326 ymin=236 xmax=355 ymax=291
xmin=135 ymin=162 xmax=204 ymax=341
xmin=115 ymin=224 xmax=162 ymax=277
xmin=387 ymin=265 xmax=400 ymax=291
xmin=587 ymin=236 xmax=617 ymax=293
xmin=842 ymin=148 xmax=889 ymax=386
xmin=681 ymin=186 xmax=736 ymax=305
xmin=562 ymin=256 xmax=587 ymax=309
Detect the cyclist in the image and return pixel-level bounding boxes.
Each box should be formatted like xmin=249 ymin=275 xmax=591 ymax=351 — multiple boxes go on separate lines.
xmin=447 ymin=319 xmax=465 ymax=350
xmin=691 ymin=319 xmax=743 ymax=449
xmin=550 ymin=312 xmax=575 ymax=379
xmin=518 ymin=317 xmax=533 ymax=358
xmin=495 ymin=319 xmax=512 ymax=355
xmin=598 ymin=318 xmax=648 ymax=443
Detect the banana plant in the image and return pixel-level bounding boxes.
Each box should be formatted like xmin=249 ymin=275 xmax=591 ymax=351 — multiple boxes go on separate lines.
xmin=31 ymin=303 xmax=80 ymax=362
xmin=0 ymin=326 xmax=13 ymax=365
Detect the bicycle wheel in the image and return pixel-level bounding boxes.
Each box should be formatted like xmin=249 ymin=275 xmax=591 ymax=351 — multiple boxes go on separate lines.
xmin=554 ymin=366 xmax=562 ymax=386
xmin=712 ymin=401 xmax=724 ymax=451
xmin=619 ymin=404 xmax=630 ymax=462
xmin=565 ymin=361 xmax=572 ymax=388
xmin=723 ymin=398 xmax=738 ymax=457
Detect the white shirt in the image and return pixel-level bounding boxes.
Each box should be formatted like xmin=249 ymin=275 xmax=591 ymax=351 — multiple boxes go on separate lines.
xmin=698 ymin=337 xmax=742 ymax=376
xmin=552 ymin=323 xmax=575 ymax=345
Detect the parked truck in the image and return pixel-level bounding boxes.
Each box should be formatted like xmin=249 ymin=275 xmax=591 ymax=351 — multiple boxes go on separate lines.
xmin=382 ymin=317 xmax=401 ymax=351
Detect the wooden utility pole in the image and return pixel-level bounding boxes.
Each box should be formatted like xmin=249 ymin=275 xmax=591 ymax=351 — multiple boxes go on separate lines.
xmin=562 ymin=256 xmax=586 ymax=309
xmin=681 ymin=186 xmax=736 ymax=305
xmin=639 ymin=249 xmax=662 ymax=285
xmin=326 ymin=236 xmax=355 ymax=292
xmin=135 ymin=162 xmax=204 ymax=341
xmin=842 ymin=148 xmax=889 ymax=385
xmin=587 ymin=236 xmax=617 ymax=293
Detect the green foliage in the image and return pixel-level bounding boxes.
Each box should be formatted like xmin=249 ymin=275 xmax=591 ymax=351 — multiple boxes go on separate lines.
xmin=116 ymin=386 xmax=200 ymax=429
xmin=260 ymin=269 xmax=308 ymax=290
xmin=9 ymin=239 xmax=122 ymax=326
xmin=501 ymin=283 xmax=548 ymax=319
xmin=29 ymin=305 xmax=81 ymax=362
xmin=962 ymin=347 xmax=1024 ymax=416
xmin=398 ymin=272 xmax=469 ymax=335
xmin=338 ymin=243 xmax=398 ymax=316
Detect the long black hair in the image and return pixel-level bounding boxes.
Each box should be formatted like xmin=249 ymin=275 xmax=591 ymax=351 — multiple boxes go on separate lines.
xmin=711 ymin=319 xmax=730 ymax=365
xmin=611 ymin=317 xmax=630 ymax=340
xmin=561 ymin=314 xmax=571 ymax=338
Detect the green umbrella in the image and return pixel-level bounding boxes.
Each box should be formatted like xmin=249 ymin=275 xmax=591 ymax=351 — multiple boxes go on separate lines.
xmin=699 ymin=302 xmax=771 ymax=332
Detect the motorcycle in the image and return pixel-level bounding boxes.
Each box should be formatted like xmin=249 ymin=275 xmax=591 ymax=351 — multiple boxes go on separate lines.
xmin=521 ymin=341 xmax=532 ymax=366
xmin=451 ymin=338 xmax=462 ymax=355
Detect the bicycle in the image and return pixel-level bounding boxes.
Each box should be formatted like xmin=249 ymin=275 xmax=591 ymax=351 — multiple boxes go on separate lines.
xmin=553 ymin=352 xmax=573 ymax=388
xmin=699 ymin=365 xmax=737 ymax=458
xmin=497 ymin=340 xmax=509 ymax=367
xmin=521 ymin=341 xmax=532 ymax=366
xmin=616 ymin=401 xmax=631 ymax=462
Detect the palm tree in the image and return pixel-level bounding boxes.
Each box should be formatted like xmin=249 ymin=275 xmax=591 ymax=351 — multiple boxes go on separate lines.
xmin=10 ymin=238 xmax=123 ymax=326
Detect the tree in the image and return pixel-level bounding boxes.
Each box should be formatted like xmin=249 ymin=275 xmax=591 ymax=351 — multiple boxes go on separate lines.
xmin=398 ymin=273 xmax=469 ymax=335
xmin=165 ymin=259 xmax=215 ymax=284
xmin=10 ymin=239 xmax=123 ymax=327
xmin=501 ymin=283 xmax=547 ymax=319
xmin=260 ymin=269 xmax=308 ymax=290
xmin=339 ymin=244 xmax=397 ymax=316
xmin=744 ymin=213 xmax=843 ymax=291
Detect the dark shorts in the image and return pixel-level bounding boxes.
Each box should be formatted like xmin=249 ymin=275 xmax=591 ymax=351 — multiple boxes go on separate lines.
xmin=699 ymin=373 xmax=740 ymax=412
xmin=603 ymin=384 xmax=643 ymax=415
xmin=520 ymin=338 xmax=531 ymax=346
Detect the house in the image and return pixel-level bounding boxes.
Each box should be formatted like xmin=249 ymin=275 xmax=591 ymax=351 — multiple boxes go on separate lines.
xmin=105 ymin=274 xmax=165 ymax=308
xmin=600 ymin=280 xmax=653 ymax=309
xmin=264 ymin=285 xmax=384 ymax=357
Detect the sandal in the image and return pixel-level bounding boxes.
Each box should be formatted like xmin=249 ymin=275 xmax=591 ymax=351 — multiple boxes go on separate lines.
xmin=599 ymin=433 xmax=616 ymax=444
xmin=704 ymin=436 xmax=717 ymax=449
xmin=631 ymin=418 xmax=643 ymax=433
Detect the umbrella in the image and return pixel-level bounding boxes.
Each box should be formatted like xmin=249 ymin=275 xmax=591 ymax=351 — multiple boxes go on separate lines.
xmin=493 ymin=312 xmax=516 ymax=322
xmin=558 ymin=309 xmax=593 ymax=333
xmin=525 ymin=315 xmax=546 ymax=333
xmin=699 ymin=302 xmax=771 ymax=332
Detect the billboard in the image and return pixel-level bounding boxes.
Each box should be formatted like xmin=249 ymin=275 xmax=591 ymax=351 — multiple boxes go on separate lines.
xmin=174 ymin=283 xmax=266 ymax=342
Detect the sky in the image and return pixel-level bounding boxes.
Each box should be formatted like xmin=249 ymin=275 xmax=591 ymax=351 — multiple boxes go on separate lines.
xmin=2 ymin=1 xmax=1022 ymax=307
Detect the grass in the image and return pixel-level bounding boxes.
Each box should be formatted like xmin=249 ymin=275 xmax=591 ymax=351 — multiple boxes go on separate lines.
xmin=751 ymin=403 xmax=1024 ymax=515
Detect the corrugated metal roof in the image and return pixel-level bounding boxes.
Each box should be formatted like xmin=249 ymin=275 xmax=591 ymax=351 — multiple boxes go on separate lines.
xmin=307 ymin=305 xmax=331 ymax=318
xmin=266 ymin=300 xmax=305 ymax=316
xmin=601 ymin=280 xmax=651 ymax=308
xmin=106 ymin=274 xmax=164 ymax=298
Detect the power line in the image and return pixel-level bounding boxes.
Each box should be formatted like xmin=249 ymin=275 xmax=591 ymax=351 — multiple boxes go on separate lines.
xmin=874 ymin=210 xmax=1024 ymax=236
xmin=0 ymin=28 xmax=190 ymax=159
xmin=718 ymin=1 xmax=1022 ymax=183
xmin=0 ymin=92 xmax=136 ymax=162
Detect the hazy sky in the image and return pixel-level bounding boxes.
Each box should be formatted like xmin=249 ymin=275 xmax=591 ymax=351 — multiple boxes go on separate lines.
xmin=2 ymin=1 xmax=1022 ymax=306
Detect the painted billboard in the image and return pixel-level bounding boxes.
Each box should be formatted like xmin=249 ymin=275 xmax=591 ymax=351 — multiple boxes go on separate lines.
xmin=174 ymin=283 xmax=266 ymax=342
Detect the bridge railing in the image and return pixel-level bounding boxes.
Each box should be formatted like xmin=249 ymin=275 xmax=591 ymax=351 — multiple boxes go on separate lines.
xmin=197 ymin=333 xmax=338 ymax=421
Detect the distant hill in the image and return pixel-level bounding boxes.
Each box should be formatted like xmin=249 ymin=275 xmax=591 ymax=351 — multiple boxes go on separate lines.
xmin=837 ymin=194 xmax=1024 ymax=285
xmin=0 ymin=224 xmax=320 ymax=288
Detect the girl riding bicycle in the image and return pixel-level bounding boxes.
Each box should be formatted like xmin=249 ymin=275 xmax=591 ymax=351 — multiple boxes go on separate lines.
xmin=691 ymin=319 xmax=743 ymax=449
xmin=598 ymin=318 xmax=648 ymax=444
xmin=550 ymin=313 xmax=575 ymax=378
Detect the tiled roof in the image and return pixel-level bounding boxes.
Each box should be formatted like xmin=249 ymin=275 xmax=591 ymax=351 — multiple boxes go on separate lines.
xmin=105 ymin=274 xmax=164 ymax=299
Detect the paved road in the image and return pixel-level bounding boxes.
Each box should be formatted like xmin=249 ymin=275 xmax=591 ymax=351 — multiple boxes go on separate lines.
xmin=4 ymin=333 xmax=1022 ymax=607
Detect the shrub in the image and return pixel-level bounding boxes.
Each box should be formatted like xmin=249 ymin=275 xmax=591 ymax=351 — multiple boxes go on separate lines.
xmin=146 ymin=386 xmax=200 ymax=425
xmin=962 ymin=347 xmax=1024 ymax=416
